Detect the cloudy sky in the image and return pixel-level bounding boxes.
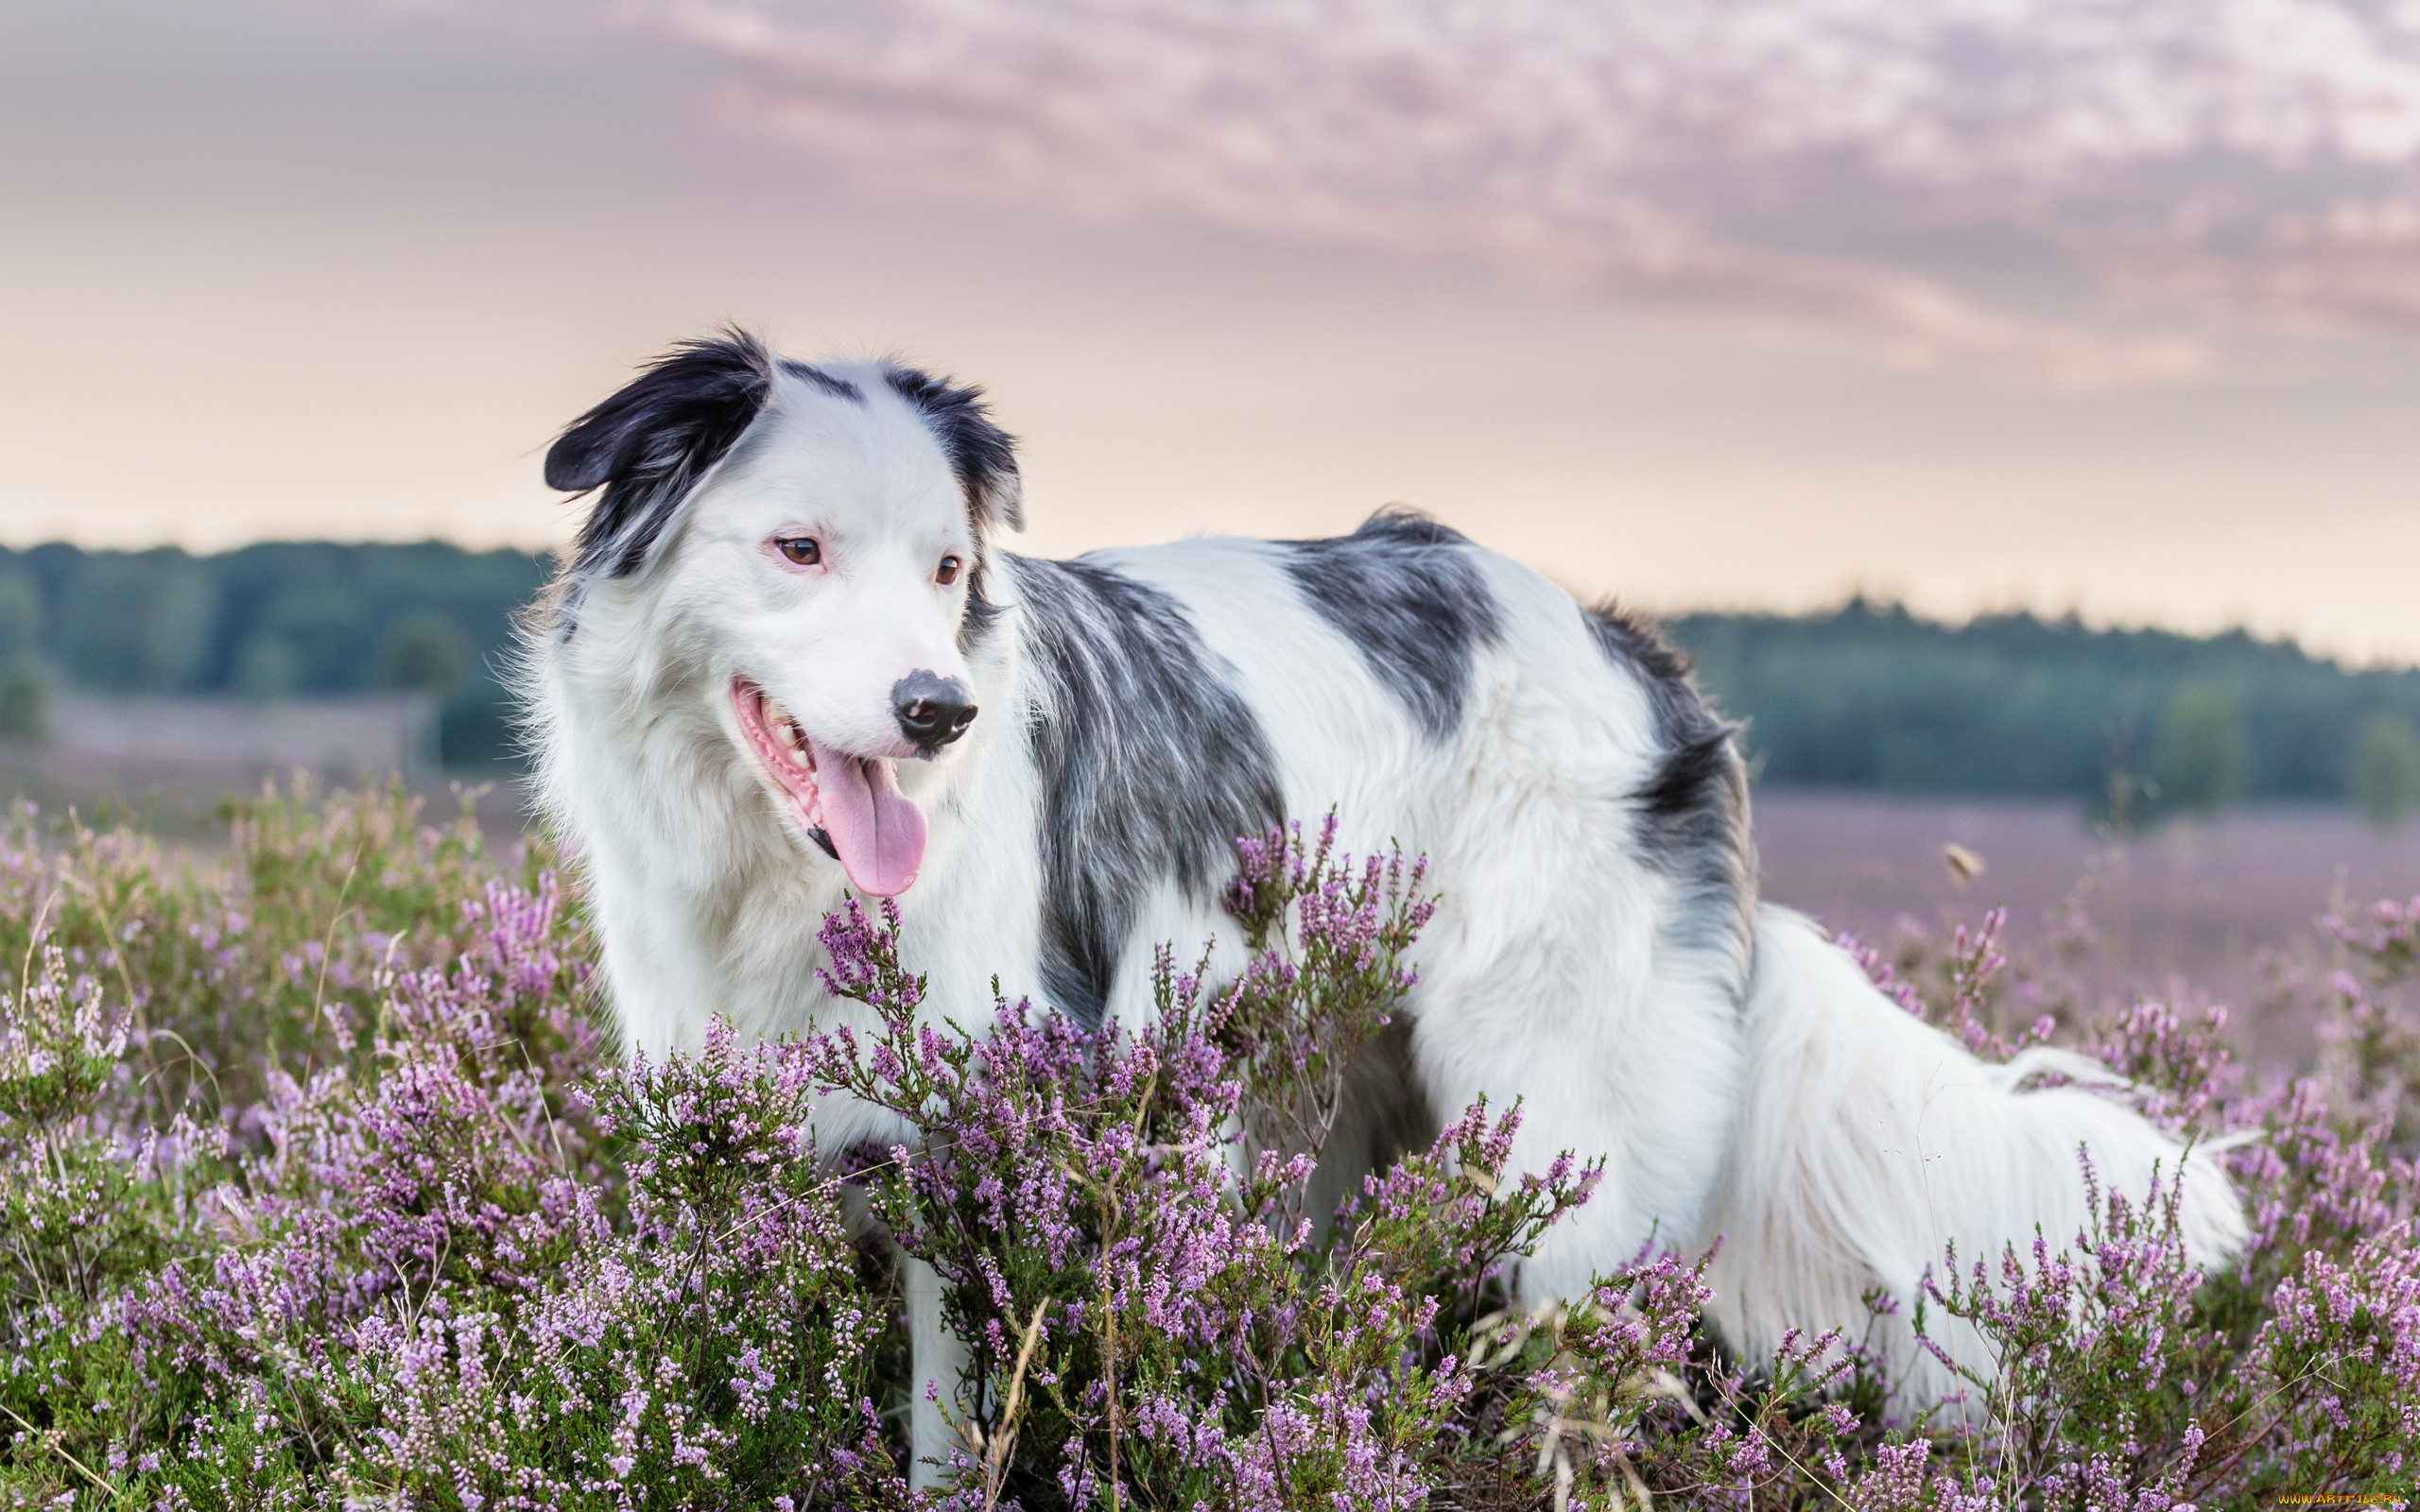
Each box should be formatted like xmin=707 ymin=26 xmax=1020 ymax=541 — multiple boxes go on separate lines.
xmin=5 ymin=0 xmax=2418 ymax=659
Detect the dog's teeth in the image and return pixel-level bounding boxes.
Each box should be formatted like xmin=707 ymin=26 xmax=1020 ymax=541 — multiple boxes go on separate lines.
xmin=751 ymin=686 xmax=817 ymax=769
xmin=762 ymin=696 xmax=808 ymax=749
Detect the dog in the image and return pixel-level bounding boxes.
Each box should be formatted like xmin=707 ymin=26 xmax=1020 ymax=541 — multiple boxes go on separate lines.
xmin=521 ymin=332 xmax=2245 ymax=1483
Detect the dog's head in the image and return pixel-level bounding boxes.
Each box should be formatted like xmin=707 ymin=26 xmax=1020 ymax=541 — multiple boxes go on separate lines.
xmin=544 ymin=330 xmax=1022 ymax=898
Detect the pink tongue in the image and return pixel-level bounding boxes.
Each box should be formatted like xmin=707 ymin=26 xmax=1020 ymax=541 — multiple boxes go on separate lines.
xmin=806 ymin=738 xmax=927 ymax=897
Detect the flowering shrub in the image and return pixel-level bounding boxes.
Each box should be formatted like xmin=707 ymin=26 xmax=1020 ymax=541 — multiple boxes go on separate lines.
xmin=804 ymin=831 xmax=1591 ymax=1508
xmin=0 ymin=785 xmax=2413 ymax=1508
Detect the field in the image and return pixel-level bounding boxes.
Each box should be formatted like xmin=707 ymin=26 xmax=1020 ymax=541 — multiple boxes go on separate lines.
xmin=1 ymin=781 xmax=2415 ymax=1507
xmin=1757 ymin=792 xmax=2420 ymax=1071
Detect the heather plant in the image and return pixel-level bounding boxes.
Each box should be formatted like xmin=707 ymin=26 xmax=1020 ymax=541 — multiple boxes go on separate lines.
xmin=1 ymin=786 xmax=2416 ymax=1509
xmin=1 ymin=786 xmax=905 ymax=1506
xmin=804 ymin=824 xmax=1598 ymax=1506
xmin=1838 ymin=891 xmax=2420 ymax=1509
xmin=0 ymin=778 xmax=513 ymax=1125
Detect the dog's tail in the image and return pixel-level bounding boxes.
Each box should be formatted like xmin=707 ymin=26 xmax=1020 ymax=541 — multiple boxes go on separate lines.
xmin=1701 ymin=905 xmax=2246 ymax=1410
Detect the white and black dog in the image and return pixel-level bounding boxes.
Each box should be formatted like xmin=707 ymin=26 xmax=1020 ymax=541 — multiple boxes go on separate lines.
xmin=522 ymin=332 xmax=2244 ymax=1479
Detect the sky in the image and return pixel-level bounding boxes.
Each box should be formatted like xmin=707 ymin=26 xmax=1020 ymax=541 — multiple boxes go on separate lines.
xmin=4 ymin=0 xmax=2418 ymax=662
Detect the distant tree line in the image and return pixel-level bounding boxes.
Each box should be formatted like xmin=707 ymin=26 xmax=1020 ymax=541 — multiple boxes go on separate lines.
xmin=0 ymin=547 xmax=2413 ymax=823
xmin=0 ymin=542 xmax=549 ymax=767
xmin=1668 ymin=598 xmax=2420 ymax=827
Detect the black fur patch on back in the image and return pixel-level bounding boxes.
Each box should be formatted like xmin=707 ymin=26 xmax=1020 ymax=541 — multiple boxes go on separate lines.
xmin=1282 ymin=511 xmax=1503 ymax=741
xmin=886 ymin=366 xmax=1024 ymax=533
xmin=545 ymin=330 xmax=775 ymax=579
xmin=1585 ymin=603 xmax=1755 ymax=986
xmin=1010 ymin=555 xmax=1285 ymax=1025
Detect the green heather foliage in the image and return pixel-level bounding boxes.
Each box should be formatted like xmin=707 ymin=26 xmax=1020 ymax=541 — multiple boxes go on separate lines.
xmin=2 ymin=785 xmax=2417 ymax=1507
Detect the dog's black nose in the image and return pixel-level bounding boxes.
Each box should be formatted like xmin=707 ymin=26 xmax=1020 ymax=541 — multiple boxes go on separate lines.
xmin=892 ymin=672 xmax=977 ymax=749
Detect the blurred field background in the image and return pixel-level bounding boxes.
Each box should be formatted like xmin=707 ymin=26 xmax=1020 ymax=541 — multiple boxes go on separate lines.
xmin=0 ymin=539 xmax=2412 ymax=1076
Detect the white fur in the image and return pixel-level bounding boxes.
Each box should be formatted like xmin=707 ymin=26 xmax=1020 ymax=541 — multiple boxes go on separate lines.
xmin=1703 ymin=909 xmax=2244 ymax=1410
xmin=526 ymin=360 xmax=2245 ymax=1481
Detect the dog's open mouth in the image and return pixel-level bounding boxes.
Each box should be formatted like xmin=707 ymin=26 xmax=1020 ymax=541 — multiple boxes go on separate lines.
xmin=732 ymin=678 xmax=927 ymax=898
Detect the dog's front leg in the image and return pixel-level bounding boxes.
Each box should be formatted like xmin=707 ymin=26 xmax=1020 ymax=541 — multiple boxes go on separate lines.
xmin=905 ymin=1254 xmax=974 ymax=1488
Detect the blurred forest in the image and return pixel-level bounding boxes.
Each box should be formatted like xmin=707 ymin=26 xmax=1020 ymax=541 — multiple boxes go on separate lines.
xmin=1671 ymin=598 xmax=2420 ymax=826
xmin=0 ymin=542 xmax=547 ymax=766
xmin=0 ymin=545 xmax=2412 ymax=826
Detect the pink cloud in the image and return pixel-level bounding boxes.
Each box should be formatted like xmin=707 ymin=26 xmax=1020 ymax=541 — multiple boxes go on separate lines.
xmin=354 ymin=0 xmax=2420 ymax=382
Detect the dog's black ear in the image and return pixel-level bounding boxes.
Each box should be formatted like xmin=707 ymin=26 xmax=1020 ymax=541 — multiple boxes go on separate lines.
xmin=884 ymin=366 xmax=1025 ymax=533
xmin=546 ymin=331 xmax=775 ymax=576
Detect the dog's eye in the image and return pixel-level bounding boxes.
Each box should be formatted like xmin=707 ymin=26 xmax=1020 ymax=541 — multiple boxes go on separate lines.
xmin=936 ymin=555 xmax=962 ymax=587
xmin=775 ymin=537 xmax=821 ymax=567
